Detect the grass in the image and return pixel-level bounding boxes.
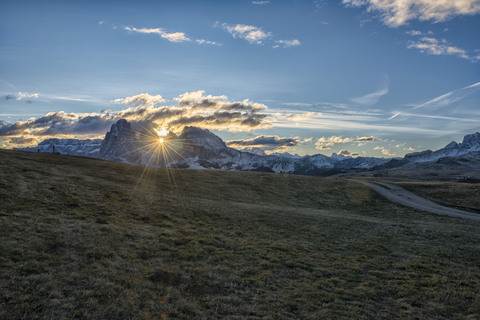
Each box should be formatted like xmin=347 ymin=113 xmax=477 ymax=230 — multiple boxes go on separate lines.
xmin=1 ymin=149 xmax=479 ymax=319
xmin=365 ymin=177 xmax=480 ymax=212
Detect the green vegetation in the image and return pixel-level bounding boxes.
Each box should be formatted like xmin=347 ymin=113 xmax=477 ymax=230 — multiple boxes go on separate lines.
xmin=1 ymin=149 xmax=479 ymax=319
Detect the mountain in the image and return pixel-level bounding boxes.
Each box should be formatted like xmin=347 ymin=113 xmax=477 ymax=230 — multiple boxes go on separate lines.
xmin=16 ymin=119 xmax=480 ymax=176
xmin=18 ymin=138 xmax=102 ymax=157
xmin=98 ymin=119 xmax=146 ymax=164
xmin=403 ymin=132 xmax=480 ymax=163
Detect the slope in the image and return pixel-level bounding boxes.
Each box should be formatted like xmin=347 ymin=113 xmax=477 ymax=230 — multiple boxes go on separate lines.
xmin=1 ymin=149 xmax=479 ymax=319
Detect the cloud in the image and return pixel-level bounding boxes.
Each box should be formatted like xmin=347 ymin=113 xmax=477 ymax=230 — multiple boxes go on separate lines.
xmin=5 ymin=92 xmax=39 ymax=101
xmin=221 ymin=23 xmax=271 ymax=44
xmin=413 ymin=81 xmax=480 ymax=110
xmin=315 ymin=135 xmax=379 ymax=149
xmin=407 ymin=36 xmax=477 ymax=61
xmin=406 ymin=30 xmax=423 ymax=36
xmin=374 ymin=146 xmax=395 ymax=156
xmin=406 ymin=29 xmax=433 ymax=36
xmin=226 ymin=135 xmax=299 ymax=152
xmin=174 ymin=90 xmax=267 ymax=112
xmin=0 ymin=111 xmax=114 ymax=138
xmin=351 ymin=87 xmax=388 ymax=105
xmin=273 ymin=39 xmax=301 ymax=48
xmin=195 ymin=39 xmax=221 ymax=46
xmin=220 ymin=22 xmax=301 ymax=48
xmin=343 ymin=0 xmax=480 ymax=26
xmin=252 ymin=0 xmax=270 ymax=4
xmin=337 ymin=149 xmax=359 ymax=157
xmin=1 ymin=91 xmax=272 ymax=148
xmin=353 ymin=136 xmax=379 ymax=142
xmin=112 ymin=93 xmax=166 ymax=107
xmin=9 ymin=137 xmax=36 ymax=145
xmin=285 ymin=112 xmax=317 ymax=121
xmin=124 ymin=26 xmax=190 ymax=42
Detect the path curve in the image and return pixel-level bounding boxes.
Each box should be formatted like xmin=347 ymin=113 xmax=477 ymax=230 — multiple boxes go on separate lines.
xmin=348 ymin=179 xmax=480 ymax=222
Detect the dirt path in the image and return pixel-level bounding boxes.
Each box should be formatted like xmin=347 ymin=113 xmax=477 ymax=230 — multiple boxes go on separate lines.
xmin=349 ymin=179 xmax=480 ymax=222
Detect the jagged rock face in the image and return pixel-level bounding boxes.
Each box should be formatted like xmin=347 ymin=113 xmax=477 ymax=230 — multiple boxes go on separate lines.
xmin=99 ymin=119 xmax=145 ymax=163
xmin=461 ymin=132 xmax=480 ymax=149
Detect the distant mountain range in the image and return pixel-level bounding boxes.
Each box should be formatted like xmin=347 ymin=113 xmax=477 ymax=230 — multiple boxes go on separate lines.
xmin=17 ymin=119 xmax=480 ymax=176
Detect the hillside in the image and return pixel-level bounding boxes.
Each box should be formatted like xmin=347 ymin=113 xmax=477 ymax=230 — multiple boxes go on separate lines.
xmin=1 ymin=149 xmax=480 ymax=319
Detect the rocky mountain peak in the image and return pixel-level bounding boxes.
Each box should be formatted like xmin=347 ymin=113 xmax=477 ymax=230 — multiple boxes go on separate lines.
xmin=99 ymin=119 xmax=137 ymax=161
xmin=444 ymin=141 xmax=459 ymax=149
xmin=461 ymin=132 xmax=480 ymax=147
xmin=179 ymin=126 xmax=227 ymax=150
xmin=108 ymin=119 xmax=130 ymax=138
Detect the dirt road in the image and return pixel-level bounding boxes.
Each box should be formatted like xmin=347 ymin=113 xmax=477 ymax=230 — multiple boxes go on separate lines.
xmin=349 ymin=179 xmax=480 ymax=222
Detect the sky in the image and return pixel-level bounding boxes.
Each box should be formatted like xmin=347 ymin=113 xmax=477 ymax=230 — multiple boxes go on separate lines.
xmin=1 ymin=0 xmax=479 ymax=157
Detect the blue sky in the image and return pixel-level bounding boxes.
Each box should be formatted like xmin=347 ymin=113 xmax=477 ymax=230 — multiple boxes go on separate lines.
xmin=1 ymin=0 xmax=479 ymax=157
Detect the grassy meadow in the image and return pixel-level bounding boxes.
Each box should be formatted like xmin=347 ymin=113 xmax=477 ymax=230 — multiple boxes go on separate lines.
xmin=1 ymin=149 xmax=479 ymax=319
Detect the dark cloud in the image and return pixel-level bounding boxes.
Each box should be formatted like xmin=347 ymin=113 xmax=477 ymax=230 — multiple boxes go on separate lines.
xmin=9 ymin=137 xmax=35 ymax=145
xmin=353 ymin=136 xmax=379 ymax=142
xmin=4 ymin=92 xmax=39 ymax=102
xmin=227 ymin=135 xmax=299 ymax=152
xmin=0 ymin=112 xmax=115 ymax=137
xmin=338 ymin=149 xmax=359 ymax=157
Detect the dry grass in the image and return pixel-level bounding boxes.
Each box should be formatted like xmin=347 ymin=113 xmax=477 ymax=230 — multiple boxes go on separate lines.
xmin=1 ymin=149 xmax=479 ymax=319
xmin=366 ymin=177 xmax=480 ymax=212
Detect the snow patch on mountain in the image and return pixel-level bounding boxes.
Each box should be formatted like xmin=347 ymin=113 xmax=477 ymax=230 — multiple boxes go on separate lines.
xmin=404 ymin=132 xmax=480 ymax=163
xmin=17 ymin=138 xmax=102 ymax=157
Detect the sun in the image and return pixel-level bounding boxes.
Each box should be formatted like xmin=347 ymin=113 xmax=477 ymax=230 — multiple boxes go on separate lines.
xmin=156 ymin=127 xmax=168 ymax=144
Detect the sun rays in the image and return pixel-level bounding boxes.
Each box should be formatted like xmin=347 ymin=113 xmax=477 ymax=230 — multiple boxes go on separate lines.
xmin=117 ymin=123 xmax=199 ymax=208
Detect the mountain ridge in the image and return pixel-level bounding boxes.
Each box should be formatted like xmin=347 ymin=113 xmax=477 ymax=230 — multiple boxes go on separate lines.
xmin=15 ymin=119 xmax=480 ymax=176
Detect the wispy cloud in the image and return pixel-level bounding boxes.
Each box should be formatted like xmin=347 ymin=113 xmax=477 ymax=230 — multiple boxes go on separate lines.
xmin=252 ymin=1 xmax=270 ymax=4
xmin=123 ymin=26 xmax=221 ymax=46
xmin=4 ymin=92 xmax=39 ymax=102
xmin=389 ymin=112 xmax=479 ymax=123
xmin=407 ymin=36 xmax=478 ymax=61
xmin=221 ymin=23 xmax=271 ymax=44
xmin=343 ymin=0 xmax=480 ymax=26
xmin=195 ymin=39 xmax=221 ymax=46
xmin=406 ymin=29 xmax=433 ymax=36
xmin=315 ymin=135 xmax=379 ymax=149
xmin=351 ymin=87 xmax=388 ymax=105
xmin=413 ymin=81 xmax=480 ymax=110
xmin=285 ymin=112 xmax=317 ymax=121
xmin=273 ymin=39 xmax=301 ymax=48
xmin=124 ymin=26 xmax=191 ymax=42
xmin=219 ymin=22 xmax=301 ymax=48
